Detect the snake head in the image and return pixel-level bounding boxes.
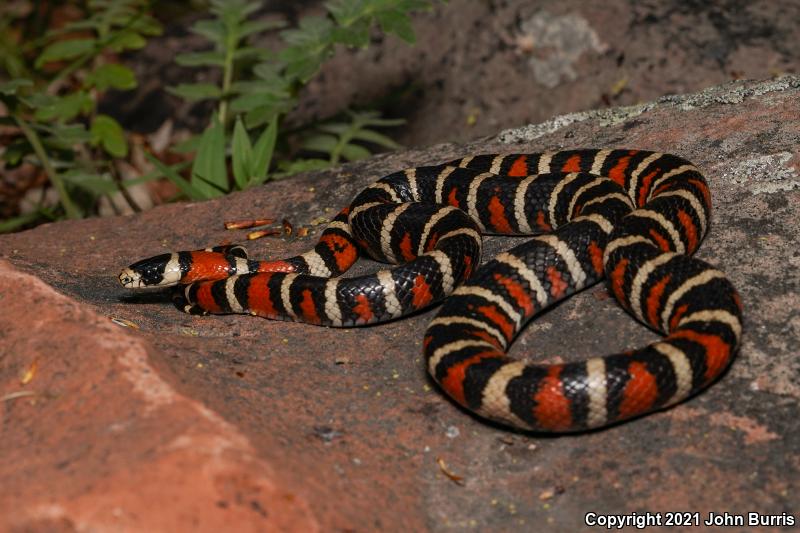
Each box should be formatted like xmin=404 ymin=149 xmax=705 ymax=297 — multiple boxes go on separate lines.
xmin=119 ymin=252 xmax=182 ymax=289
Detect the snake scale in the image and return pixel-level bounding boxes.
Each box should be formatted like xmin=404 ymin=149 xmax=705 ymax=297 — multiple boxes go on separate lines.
xmin=119 ymin=149 xmax=743 ymax=432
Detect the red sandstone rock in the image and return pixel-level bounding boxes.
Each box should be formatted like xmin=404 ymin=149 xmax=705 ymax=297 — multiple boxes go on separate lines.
xmin=0 ymin=263 xmax=318 ymax=532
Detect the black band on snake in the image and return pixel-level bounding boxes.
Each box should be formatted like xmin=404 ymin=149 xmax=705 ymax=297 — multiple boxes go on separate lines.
xmin=119 ymin=149 xmax=743 ymax=432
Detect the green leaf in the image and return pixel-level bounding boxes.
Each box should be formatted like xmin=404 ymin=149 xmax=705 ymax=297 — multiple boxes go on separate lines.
xmin=350 ymin=128 xmax=401 ymax=149
xmin=239 ymin=19 xmax=286 ymax=38
xmin=325 ymin=0 xmax=363 ymax=27
xmin=230 ymin=79 xmax=290 ymax=95
xmin=144 ymin=152 xmax=209 ymax=201
xmin=174 ymin=51 xmax=226 ymax=67
xmin=279 ymin=49 xmax=328 ymax=83
xmin=0 ymin=211 xmax=45 ymax=234
xmin=107 ymin=31 xmax=147 ymax=52
xmin=167 ymin=83 xmax=222 ymax=101
xmin=36 ymin=38 xmax=96 ymax=67
xmin=302 ymin=133 xmax=338 ymax=155
xmin=40 ymin=134 xmax=83 ymax=153
xmin=325 ymin=0 xmax=428 ymax=44
xmin=0 ymin=79 xmax=33 ymax=95
xmin=192 ymin=172 xmax=229 ymax=195
xmin=279 ymin=16 xmax=335 ymax=82
xmin=229 ymin=92 xmax=280 ymax=113
xmin=280 ymin=15 xmax=334 ymax=46
xmin=51 ymin=123 xmax=92 ymax=144
xmin=330 ymin=22 xmax=370 ymax=47
xmin=46 ymin=19 xmax=98 ymax=36
xmin=123 ymin=161 xmax=191 ymax=188
xmin=276 ymin=158 xmax=330 ymax=176
xmin=128 ymin=14 xmax=163 ymax=37
xmin=244 ymin=100 xmax=295 ymax=129
xmin=171 ymin=134 xmax=202 ymax=154
xmin=85 ymin=63 xmax=137 ymax=90
xmin=62 ymin=171 xmax=117 ymax=194
xmin=357 ymin=116 xmax=406 ymax=127
xmin=252 ymin=62 xmax=284 ymax=80
xmin=90 ymin=114 xmax=128 ymax=157
xmin=2 ymin=138 xmax=32 ymax=166
xmin=191 ymin=20 xmax=224 ymax=44
xmin=316 ymin=122 xmax=351 ymax=135
xmin=281 ymin=17 xmax=333 ymax=46
xmin=231 ymin=117 xmax=253 ymax=189
xmin=376 ymin=10 xmax=416 ymax=43
xmin=219 ymin=0 xmax=261 ymax=20
xmin=339 ymin=142 xmax=371 ymax=161
xmin=233 ymin=46 xmax=271 ymax=62
xmin=34 ymin=91 xmax=93 ymax=122
xmin=191 ymin=114 xmax=228 ymax=197
xmin=250 ymin=117 xmax=278 ymax=184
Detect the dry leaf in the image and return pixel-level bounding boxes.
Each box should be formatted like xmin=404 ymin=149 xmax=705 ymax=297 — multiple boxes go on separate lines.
xmin=111 ymin=317 xmax=140 ymax=329
xmin=610 ymin=76 xmax=628 ymax=96
xmin=2 ymin=391 xmax=36 ymax=402
xmin=247 ymin=229 xmax=281 ymax=240
xmin=20 ymin=360 xmax=37 ymax=385
xmin=436 ymin=457 xmax=465 ymax=486
xmin=225 ymin=218 xmax=275 ymax=230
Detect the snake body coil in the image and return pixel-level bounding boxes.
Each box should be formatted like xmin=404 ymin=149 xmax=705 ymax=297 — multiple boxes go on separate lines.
xmin=120 ymin=149 xmax=743 ymax=432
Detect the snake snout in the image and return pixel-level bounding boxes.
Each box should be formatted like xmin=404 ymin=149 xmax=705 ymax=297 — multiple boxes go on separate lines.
xmin=118 ymin=268 xmax=141 ymax=288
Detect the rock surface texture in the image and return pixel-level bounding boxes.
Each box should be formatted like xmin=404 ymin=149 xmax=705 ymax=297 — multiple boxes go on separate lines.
xmin=2 ymin=77 xmax=799 ymax=532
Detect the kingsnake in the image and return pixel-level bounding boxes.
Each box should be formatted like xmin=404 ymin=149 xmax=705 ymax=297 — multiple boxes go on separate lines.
xmin=119 ymin=149 xmax=743 ymax=432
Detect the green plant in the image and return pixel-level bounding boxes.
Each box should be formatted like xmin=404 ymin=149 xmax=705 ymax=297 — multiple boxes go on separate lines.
xmin=164 ymin=0 xmax=433 ymax=200
xmin=0 ymin=0 xmax=161 ymax=229
xmin=168 ymin=0 xmax=285 ymax=126
xmin=302 ymin=110 xmax=403 ymax=165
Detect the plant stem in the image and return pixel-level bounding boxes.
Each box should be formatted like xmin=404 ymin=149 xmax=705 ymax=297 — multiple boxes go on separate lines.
xmin=14 ymin=116 xmax=81 ymax=219
xmin=219 ymin=34 xmax=236 ymax=126
xmin=330 ymin=114 xmax=364 ymax=165
xmin=0 ymin=210 xmax=44 ymax=233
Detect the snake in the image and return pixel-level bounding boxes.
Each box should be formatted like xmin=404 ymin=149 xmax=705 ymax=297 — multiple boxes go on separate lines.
xmin=119 ymin=149 xmax=743 ymax=432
